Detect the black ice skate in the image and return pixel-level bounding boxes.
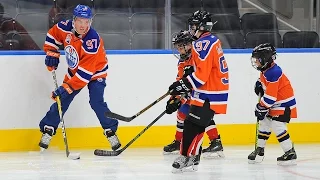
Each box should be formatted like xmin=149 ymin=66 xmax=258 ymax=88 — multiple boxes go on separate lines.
xmin=39 ymin=125 xmax=54 ymax=151
xmin=104 ymin=130 xmax=121 ymax=151
xmin=172 ymin=154 xmax=200 ymax=173
xmin=202 ymin=137 xmax=225 ymax=158
xmin=248 ymin=147 xmax=265 ymax=164
xmin=163 ymin=140 xmax=180 ymax=154
xmin=277 ymin=147 xmax=297 ymax=166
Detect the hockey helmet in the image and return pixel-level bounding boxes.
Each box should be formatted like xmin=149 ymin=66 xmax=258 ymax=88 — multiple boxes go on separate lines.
xmin=187 ymin=10 xmax=213 ymax=34
xmin=172 ymin=30 xmax=194 ymax=61
xmin=251 ymin=43 xmax=277 ymax=71
xmin=73 ymin=4 xmax=93 ymax=19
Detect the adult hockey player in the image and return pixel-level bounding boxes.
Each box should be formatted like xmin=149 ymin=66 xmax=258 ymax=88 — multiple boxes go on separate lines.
xmin=167 ymin=10 xmax=229 ymax=172
xmin=38 ymin=4 xmax=121 ymax=151
xmin=248 ymin=43 xmax=297 ymax=166
xmin=164 ymin=30 xmax=224 ymax=158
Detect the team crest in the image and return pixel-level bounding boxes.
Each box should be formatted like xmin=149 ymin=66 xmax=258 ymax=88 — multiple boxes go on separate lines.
xmin=65 ymin=34 xmax=72 ymax=44
xmin=65 ymin=45 xmax=79 ymax=69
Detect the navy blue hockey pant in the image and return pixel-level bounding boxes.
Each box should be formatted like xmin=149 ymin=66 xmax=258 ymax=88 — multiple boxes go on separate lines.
xmin=39 ymin=78 xmax=118 ymax=134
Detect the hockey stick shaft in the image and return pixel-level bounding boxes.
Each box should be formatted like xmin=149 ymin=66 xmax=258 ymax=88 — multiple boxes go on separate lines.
xmin=94 ymin=95 xmax=185 ymax=156
xmin=52 ymin=70 xmax=70 ymax=157
xmin=255 ymin=94 xmax=262 ymax=149
xmin=95 ymin=110 xmax=167 ymax=156
xmin=105 ymin=91 xmax=170 ymax=122
xmin=94 ymin=94 xmax=185 ymax=156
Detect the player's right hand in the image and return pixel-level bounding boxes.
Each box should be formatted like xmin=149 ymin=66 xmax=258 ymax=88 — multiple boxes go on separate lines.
xmin=45 ymin=51 xmax=60 ymax=71
xmin=165 ymin=96 xmax=181 ymax=114
xmin=51 ymin=83 xmax=73 ymax=101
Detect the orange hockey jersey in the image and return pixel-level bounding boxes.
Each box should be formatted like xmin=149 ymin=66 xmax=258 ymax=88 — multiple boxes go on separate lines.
xmin=186 ymin=32 xmax=229 ymax=114
xmin=176 ymin=58 xmax=193 ymax=81
xmin=259 ymin=63 xmax=297 ymax=118
xmin=44 ymin=19 xmax=108 ymax=90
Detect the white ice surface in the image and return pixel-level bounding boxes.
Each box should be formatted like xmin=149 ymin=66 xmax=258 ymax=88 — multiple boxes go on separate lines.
xmin=0 ymin=144 xmax=319 ymax=180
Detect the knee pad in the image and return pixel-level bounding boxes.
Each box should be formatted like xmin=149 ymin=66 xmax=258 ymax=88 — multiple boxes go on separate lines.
xmin=187 ymin=99 xmax=215 ymax=127
xmin=271 ymin=120 xmax=288 ymax=136
xmin=259 ymin=118 xmax=272 ymax=132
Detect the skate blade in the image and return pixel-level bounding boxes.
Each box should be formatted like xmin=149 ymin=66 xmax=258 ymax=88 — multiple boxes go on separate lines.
xmin=163 ymin=151 xmax=179 ymax=155
xmin=277 ymin=159 xmax=297 ymax=166
xmin=248 ymin=155 xmax=264 ymax=164
xmin=40 ymin=147 xmax=46 ymax=153
xmin=171 ymin=165 xmax=198 ymax=173
xmin=202 ymin=151 xmax=225 ymax=159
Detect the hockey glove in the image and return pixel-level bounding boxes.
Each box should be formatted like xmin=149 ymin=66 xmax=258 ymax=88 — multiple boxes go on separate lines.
xmin=254 ymin=80 xmax=264 ymax=97
xmin=45 ymin=51 xmax=60 ymax=71
xmin=169 ymin=77 xmax=192 ymax=96
xmin=51 ymin=83 xmax=74 ymax=101
xmin=182 ymin=65 xmax=194 ymax=77
xmin=165 ymin=96 xmax=182 ymax=114
xmin=255 ymin=103 xmax=269 ymax=121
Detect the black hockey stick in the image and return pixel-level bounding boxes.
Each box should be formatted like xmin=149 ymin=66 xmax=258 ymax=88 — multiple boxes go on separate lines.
xmin=94 ymin=110 xmax=166 ymax=156
xmin=94 ymin=95 xmax=184 ymax=156
xmin=104 ymin=91 xmax=170 ymax=122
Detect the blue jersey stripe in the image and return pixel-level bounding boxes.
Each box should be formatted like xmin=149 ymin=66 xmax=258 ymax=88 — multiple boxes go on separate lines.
xmin=192 ymin=91 xmax=228 ymax=102
xmin=77 ymin=69 xmax=92 ymax=81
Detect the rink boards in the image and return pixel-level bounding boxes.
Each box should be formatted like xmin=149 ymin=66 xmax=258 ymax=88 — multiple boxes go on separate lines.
xmin=0 ymin=49 xmax=319 ymax=151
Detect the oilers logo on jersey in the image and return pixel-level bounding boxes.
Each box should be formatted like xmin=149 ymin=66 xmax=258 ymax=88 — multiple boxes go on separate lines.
xmin=65 ymin=45 xmax=79 ymax=69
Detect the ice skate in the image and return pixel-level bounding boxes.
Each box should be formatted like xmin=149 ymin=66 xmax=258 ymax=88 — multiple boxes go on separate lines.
xmin=171 ymin=154 xmax=200 ymax=173
xmin=277 ymin=147 xmax=297 ymax=166
xmin=104 ymin=130 xmax=121 ymax=151
xmin=163 ymin=140 xmax=180 ymax=155
xmin=248 ymin=147 xmax=265 ymax=164
xmin=202 ymin=138 xmax=225 ymax=158
xmin=39 ymin=125 xmax=54 ymax=152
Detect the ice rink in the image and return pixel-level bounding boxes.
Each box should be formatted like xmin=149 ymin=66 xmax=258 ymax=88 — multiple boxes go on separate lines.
xmin=0 ymin=144 xmax=319 ymax=180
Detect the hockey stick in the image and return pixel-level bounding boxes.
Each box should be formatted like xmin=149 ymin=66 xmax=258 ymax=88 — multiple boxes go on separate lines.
xmin=254 ymin=94 xmax=262 ymax=149
xmin=94 ymin=95 xmax=183 ymax=156
xmin=94 ymin=110 xmax=166 ymax=156
xmin=52 ymin=70 xmax=80 ymax=160
xmin=104 ymin=91 xmax=171 ymax=122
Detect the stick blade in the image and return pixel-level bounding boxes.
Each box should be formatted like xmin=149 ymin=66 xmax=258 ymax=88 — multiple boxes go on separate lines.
xmin=68 ymin=152 xmax=81 ymax=160
xmin=104 ymin=112 xmax=132 ymax=122
xmin=94 ymin=149 xmax=121 ymax=156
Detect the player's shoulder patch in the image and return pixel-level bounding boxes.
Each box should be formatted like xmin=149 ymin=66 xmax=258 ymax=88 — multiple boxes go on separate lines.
xmin=82 ymin=28 xmax=101 ymax=53
xmin=56 ymin=19 xmax=73 ymax=32
xmin=264 ymin=64 xmax=283 ymax=82
xmin=193 ymin=35 xmax=219 ymax=60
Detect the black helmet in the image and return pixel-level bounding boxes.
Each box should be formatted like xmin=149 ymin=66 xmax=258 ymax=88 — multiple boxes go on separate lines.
xmin=172 ymin=30 xmax=194 ymax=46
xmin=187 ymin=10 xmax=213 ymax=33
xmin=251 ymin=43 xmax=276 ymax=71
xmin=172 ymin=30 xmax=194 ymax=61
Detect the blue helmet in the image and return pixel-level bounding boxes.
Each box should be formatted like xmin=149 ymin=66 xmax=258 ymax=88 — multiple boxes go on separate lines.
xmin=73 ymin=4 xmax=92 ymax=19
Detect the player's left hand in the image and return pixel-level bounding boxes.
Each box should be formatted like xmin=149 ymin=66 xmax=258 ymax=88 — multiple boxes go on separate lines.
xmin=165 ymin=96 xmax=182 ymax=114
xmin=51 ymin=83 xmax=74 ymax=101
xmin=255 ymin=103 xmax=269 ymax=121
xmin=169 ymin=78 xmax=192 ymax=96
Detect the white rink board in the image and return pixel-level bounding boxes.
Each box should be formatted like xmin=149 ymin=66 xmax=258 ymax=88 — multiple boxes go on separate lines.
xmin=0 ymin=52 xmax=319 ymax=129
